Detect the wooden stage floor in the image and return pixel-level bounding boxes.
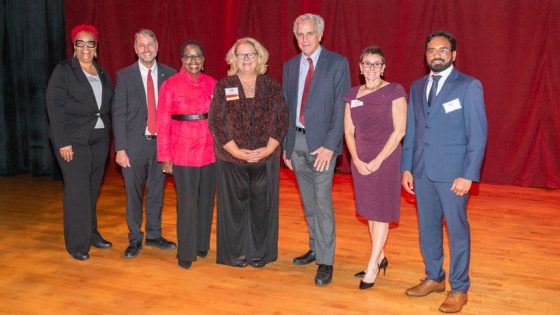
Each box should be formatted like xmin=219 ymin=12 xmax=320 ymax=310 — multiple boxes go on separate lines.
xmin=1 ymin=167 xmax=559 ymax=314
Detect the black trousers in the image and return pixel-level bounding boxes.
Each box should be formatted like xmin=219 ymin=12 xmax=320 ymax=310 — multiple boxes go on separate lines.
xmin=173 ymin=163 xmax=216 ymax=262
xmin=54 ymin=129 xmax=109 ymax=254
xmin=122 ymin=138 xmax=166 ymax=243
xmin=216 ymin=158 xmax=279 ymax=266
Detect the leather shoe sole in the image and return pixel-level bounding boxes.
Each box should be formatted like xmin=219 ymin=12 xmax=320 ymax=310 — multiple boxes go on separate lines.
xmin=71 ymin=252 xmax=90 ymax=261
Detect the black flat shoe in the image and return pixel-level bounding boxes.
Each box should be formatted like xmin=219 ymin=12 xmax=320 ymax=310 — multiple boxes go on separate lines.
xmin=71 ymin=252 xmax=90 ymax=261
xmin=178 ymin=259 xmax=192 ymax=270
xmin=359 ymin=280 xmax=375 ymax=290
xmin=91 ymin=238 xmax=112 ymax=249
xmin=293 ymin=250 xmax=315 ymax=265
xmin=146 ymin=237 xmax=177 ymax=250
xmin=197 ymin=250 xmax=208 ymax=258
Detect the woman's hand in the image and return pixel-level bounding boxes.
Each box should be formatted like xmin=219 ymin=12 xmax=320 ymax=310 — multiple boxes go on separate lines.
xmin=59 ymin=145 xmax=74 ymax=162
xmin=366 ymin=158 xmax=382 ymax=173
xmin=162 ymin=161 xmax=173 ymax=174
xmin=247 ymin=147 xmax=272 ymax=163
xmin=352 ymin=157 xmax=371 ymax=176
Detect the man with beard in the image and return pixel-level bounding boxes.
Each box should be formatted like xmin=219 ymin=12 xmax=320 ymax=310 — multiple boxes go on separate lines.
xmin=113 ymin=29 xmax=177 ymax=258
xmin=401 ymin=31 xmax=487 ymax=313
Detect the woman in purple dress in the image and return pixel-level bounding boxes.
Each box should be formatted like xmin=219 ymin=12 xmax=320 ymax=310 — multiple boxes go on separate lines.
xmin=343 ymin=46 xmax=407 ymax=289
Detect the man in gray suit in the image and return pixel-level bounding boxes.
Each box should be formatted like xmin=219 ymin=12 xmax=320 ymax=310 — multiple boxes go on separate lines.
xmin=401 ymin=31 xmax=487 ymax=313
xmin=112 ymin=29 xmax=177 ymax=258
xmin=282 ymin=13 xmax=350 ymax=286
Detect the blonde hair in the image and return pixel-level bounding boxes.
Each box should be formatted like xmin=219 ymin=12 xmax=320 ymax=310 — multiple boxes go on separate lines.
xmin=225 ymin=37 xmax=269 ymax=76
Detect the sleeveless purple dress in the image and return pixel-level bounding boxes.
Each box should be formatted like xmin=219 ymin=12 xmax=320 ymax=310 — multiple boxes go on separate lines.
xmin=344 ymin=83 xmax=406 ymax=222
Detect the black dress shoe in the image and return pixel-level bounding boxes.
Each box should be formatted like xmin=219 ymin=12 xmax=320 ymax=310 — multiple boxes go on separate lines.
xmin=197 ymin=250 xmax=208 ymax=258
xmin=70 ymin=252 xmax=90 ymax=261
xmin=146 ymin=237 xmax=177 ymax=250
xmin=315 ymin=264 xmax=333 ymax=286
xmin=91 ymin=238 xmax=112 ymax=249
xmin=178 ymin=259 xmax=192 ymax=270
xmin=231 ymin=256 xmax=248 ymax=268
xmin=293 ymin=250 xmax=315 ymax=265
xmin=124 ymin=241 xmax=142 ymax=258
xmin=359 ymin=280 xmax=375 ymax=290
xmin=248 ymin=258 xmax=267 ymax=268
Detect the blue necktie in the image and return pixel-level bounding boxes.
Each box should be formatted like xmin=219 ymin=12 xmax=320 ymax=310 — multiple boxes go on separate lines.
xmin=428 ymin=75 xmax=441 ymax=106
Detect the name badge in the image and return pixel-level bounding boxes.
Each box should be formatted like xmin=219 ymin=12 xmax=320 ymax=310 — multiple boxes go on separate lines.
xmin=443 ymin=98 xmax=462 ymax=113
xmin=225 ymin=87 xmax=239 ymax=101
xmin=350 ymin=99 xmax=364 ymax=108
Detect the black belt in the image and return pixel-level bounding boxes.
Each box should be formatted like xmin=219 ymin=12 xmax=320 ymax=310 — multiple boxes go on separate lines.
xmin=172 ymin=113 xmax=208 ymax=121
xmin=144 ymin=134 xmax=157 ymax=140
xmin=295 ymin=127 xmax=306 ymax=134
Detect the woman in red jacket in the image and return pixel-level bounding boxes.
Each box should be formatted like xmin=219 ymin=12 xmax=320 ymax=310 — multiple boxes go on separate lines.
xmin=157 ymin=40 xmax=217 ymax=270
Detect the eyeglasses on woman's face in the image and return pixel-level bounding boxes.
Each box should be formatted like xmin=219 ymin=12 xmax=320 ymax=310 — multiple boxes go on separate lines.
xmin=75 ymin=40 xmax=97 ymax=48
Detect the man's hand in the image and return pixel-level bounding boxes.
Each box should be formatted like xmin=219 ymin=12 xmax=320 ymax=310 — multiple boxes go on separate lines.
xmin=311 ymin=147 xmax=334 ymax=172
xmin=451 ymin=177 xmax=472 ymax=196
xmin=282 ymin=150 xmax=293 ymax=170
xmin=116 ymin=150 xmax=131 ymax=168
xmin=402 ymin=171 xmax=415 ymax=195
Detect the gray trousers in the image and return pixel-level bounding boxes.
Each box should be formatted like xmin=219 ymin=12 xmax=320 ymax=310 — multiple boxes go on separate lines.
xmin=290 ymin=131 xmax=336 ymax=265
xmin=122 ymin=138 xmax=166 ymax=243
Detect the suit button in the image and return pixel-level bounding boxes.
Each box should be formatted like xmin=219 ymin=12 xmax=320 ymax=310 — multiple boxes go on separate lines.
xmin=96 ymin=113 xmax=100 ymax=117
xmin=427 ymin=112 xmax=430 ymax=115
xmin=425 ymin=125 xmax=430 ymax=129
xmin=425 ymin=142 xmax=430 ymax=147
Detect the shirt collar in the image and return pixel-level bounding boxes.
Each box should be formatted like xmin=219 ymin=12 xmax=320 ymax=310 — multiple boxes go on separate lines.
xmin=430 ymin=64 xmax=453 ymax=81
xmin=300 ymin=46 xmax=322 ymax=67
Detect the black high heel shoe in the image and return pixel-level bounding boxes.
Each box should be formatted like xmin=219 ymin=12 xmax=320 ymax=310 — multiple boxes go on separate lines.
xmin=354 ymin=257 xmax=389 ymax=278
xmin=359 ymin=280 xmax=375 ymax=290
xmin=378 ymin=257 xmax=388 ymax=276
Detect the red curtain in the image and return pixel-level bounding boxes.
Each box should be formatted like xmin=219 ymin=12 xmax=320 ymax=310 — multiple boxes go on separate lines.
xmin=65 ymin=0 xmax=560 ymax=188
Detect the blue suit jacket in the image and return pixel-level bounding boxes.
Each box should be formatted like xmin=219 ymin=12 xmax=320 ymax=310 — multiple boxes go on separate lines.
xmin=401 ymin=68 xmax=487 ymax=182
xmin=282 ymin=47 xmax=350 ymax=156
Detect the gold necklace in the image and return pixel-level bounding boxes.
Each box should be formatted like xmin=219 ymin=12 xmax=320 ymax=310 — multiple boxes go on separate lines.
xmin=364 ymin=80 xmax=384 ymax=91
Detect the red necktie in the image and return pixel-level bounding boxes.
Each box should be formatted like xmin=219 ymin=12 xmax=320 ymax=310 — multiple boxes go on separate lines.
xmin=299 ymin=57 xmax=314 ymax=125
xmin=147 ymin=69 xmax=157 ymax=134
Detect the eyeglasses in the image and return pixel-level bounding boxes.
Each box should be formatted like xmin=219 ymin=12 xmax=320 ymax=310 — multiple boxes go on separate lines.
xmin=182 ymin=54 xmax=203 ymax=61
xmin=361 ymin=61 xmax=384 ymax=69
xmin=236 ymin=52 xmax=258 ymax=60
xmin=426 ymin=48 xmax=451 ymax=55
xmin=75 ymin=40 xmax=97 ymax=48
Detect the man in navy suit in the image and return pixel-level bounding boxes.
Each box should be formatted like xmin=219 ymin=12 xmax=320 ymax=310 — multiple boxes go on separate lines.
xmin=401 ymin=31 xmax=487 ymax=313
xmin=282 ymin=13 xmax=350 ymax=286
xmin=112 ymin=29 xmax=177 ymax=258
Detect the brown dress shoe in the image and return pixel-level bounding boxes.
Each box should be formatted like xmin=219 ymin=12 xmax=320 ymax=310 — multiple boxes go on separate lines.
xmin=439 ymin=291 xmax=468 ymax=313
xmin=405 ymin=278 xmax=445 ymax=297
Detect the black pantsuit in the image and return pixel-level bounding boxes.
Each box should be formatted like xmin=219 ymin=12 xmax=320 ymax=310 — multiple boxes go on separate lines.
xmin=173 ymin=163 xmax=216 ymax=262
xmin=216 ymin=159 xmax=280 ymax=266
xmin=54 ymin=129 xmax=109 ymax=254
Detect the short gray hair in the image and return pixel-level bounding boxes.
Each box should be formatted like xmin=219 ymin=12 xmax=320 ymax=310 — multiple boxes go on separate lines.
xmin=134 ymin=29 xmax=157 ymax=44
xmin=293 ymin=14 xmax=324 ymax=36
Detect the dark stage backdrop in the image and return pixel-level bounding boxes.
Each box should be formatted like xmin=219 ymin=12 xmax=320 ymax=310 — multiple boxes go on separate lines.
xmin=58 ymin=1 xmax=560 ymax=188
